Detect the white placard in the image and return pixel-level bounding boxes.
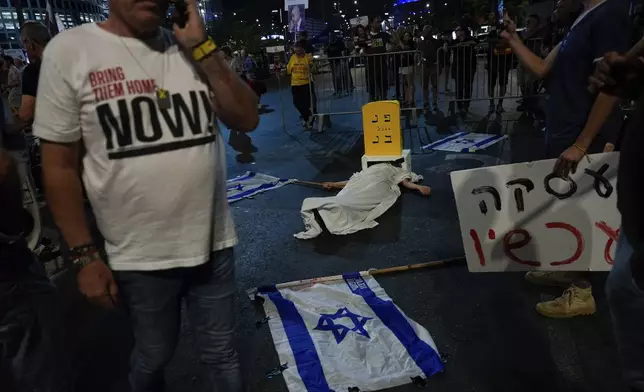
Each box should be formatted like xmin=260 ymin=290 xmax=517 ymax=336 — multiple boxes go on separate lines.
xmin=285 ymin=0 xmax=308 ymax=10
xmin=350 ymin=16 xmax=369 ymax=27
xmin=450 ymin=153 xmax=620 ymax=272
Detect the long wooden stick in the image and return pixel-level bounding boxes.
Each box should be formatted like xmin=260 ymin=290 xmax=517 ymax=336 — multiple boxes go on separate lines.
xmin=294 ymin=180 xmax=326 ymax=189
xmin=246 ymin=256 xmax=465 ymax=299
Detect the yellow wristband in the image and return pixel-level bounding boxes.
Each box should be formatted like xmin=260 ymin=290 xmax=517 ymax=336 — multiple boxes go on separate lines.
xmin=192 ymin=37 xmax=217 ymax=62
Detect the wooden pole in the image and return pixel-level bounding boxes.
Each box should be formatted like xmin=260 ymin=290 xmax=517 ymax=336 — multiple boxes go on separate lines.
xmin=247 ymin=256 xmax=465 ymax=299
xmin=293 ymin=180 xmax=327 ymax=189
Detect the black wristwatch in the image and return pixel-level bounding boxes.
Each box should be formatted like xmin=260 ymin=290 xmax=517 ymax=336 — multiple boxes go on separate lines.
xmin=69 ymin=244 xmax=101 ymax=270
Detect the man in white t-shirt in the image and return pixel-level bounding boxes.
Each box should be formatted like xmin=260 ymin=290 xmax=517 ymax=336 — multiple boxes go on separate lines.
xmin=32 ymin=0 xmax=258 ymax=390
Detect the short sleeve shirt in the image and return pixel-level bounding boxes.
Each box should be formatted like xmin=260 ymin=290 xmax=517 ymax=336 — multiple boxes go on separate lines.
xmin=545 ymin=0 xmax=630 ymax=147
xmin=32 ymin=24 xmax=237 ymax=271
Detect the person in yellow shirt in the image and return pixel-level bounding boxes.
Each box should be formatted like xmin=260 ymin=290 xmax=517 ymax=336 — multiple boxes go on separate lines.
xmin=287 ymin=40 xmax=315 ymax=129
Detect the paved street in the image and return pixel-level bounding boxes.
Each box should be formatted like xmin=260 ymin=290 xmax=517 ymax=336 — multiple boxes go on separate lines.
xmin=48 ymin=81 xmax=626 ymax=392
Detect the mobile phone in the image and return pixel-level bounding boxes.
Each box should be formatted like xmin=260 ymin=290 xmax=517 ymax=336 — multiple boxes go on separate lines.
xmin=169 ymin=0 xmax=189 ymax=28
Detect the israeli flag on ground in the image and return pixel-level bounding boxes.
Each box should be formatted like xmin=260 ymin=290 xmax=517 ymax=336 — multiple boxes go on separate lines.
xmin=422 ymin=131 xmax=507 ymax=152
xmin=258 ymin=273 xmax=444 ymax=391
xmin=227 ymin=172 xmax=293 ymax=203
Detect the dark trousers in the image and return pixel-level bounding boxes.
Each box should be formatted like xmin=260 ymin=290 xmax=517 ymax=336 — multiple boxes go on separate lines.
xmin=0 ymin=251 xmax=71 ymax=392
xmin=367 ymin=58 xmax=388 ymax=101
xmin=292 ymin=84 xmax=313 ymax=121
xmin=455 ymin=74 xmax=473 ymax=111
xmin=606 ymin=233 xmax=644 ymax=392
xmin=116 ymin=248 xmax=242 ymax=392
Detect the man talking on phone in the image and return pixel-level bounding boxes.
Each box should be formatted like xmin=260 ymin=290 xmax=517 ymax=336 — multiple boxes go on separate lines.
xmin=32 ymin=0 xmax=258 ymax=390
xmin=501 ymin=0 xmax=629 ymax=318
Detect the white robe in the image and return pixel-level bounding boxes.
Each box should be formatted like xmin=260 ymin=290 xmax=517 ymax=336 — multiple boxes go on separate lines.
xmin=294 ymin=164 xmax=423 ymax=240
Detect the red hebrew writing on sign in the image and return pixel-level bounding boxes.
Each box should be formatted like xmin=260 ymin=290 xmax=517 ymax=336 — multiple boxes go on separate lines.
xmin=502 ymin=229 xmax=540 ymax=267
xmin=595 ymin=221 xmax=620 ymax=265
xmin=469 ymin=221 xmax=619 ymax=268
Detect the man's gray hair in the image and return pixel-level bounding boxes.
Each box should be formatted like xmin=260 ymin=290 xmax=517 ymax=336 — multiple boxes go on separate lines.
xmin=20 ymin=21 xmax=51 ymax=47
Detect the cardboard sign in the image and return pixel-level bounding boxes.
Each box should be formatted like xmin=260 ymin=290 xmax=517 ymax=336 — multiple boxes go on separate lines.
xmin=450 ymin=153 xmax=620 ymax=272
xmin=362 ymin=101 xmax=402 ymax=156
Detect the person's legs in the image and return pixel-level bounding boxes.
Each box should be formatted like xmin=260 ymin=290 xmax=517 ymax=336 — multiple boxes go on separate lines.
xmin=186 ymin=248 xmax=243 ymax=392
xmin=422 ymin=64 xmax=431 ymax=107
xmin=367 ymin=59 xmax=377 ymax=101
xmin=496 ymin=63 xmax=510 ymax=111
xmin=292 ymin=85 xmax=310 ymax=122
xmin=330 ymin=60 xmax=339 ymax=94
xmin=454 ymin=74 xmax=464 ymax=111
xmin=463 ymin=74 xmax=473 ymax=112
xmin=606 ymin=233 xmax=644 ymax=391
xmin=117 ymin=269 xmax=183 ymax=392
xmin=430 ymin=69 xmax=439 ymax=109
xmin=488 ymin=61 xmax=497 ymax=110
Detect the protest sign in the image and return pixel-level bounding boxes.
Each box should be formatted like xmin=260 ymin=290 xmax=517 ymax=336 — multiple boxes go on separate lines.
xmin=362 ymin=101 xmax=402 ymax=156
xmin=450 ymin=153 xmax=620 ymax=272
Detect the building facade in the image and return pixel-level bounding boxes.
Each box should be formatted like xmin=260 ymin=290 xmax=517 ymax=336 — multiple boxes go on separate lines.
xmin=0 ymin=0 xmax=106 ymax=50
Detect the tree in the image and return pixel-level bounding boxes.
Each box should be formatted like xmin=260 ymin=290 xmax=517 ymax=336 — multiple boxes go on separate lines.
xmin=208 ymin=18 xmax=263 ymax=52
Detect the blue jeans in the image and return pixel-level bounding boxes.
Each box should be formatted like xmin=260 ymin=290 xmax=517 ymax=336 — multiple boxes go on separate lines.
xmin=606 ymin=233 xmax=644 ymax=392
xmin=116 ymin=248 xmax=243 ymax=392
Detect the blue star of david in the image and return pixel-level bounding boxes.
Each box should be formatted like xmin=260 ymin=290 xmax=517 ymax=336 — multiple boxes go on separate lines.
xmin=314 ymin=307 xmax=372 ymax=344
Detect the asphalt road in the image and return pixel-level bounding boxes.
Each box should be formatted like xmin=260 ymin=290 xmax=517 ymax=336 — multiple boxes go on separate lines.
xmin=48 ymin=82 xmax=626 ymax=392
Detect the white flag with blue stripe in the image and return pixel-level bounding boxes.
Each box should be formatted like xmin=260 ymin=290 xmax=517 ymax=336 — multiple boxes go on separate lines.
xmin=227 ymin=172 xmax=293 ymax=203
xmin=258 ymin=273 xmax=444 ymax=391
xmin=422 ymin=131 xmax=507 ymax=152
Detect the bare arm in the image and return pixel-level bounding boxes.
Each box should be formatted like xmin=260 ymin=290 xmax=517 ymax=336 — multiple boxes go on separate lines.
xmin=576 ymin=92 xmax=619 ymax=149
xmin=16 ymin=94 xmax=35 ymax=127
xmin=508 ymin=38 xmax=560 ymax=79
xmin=197 ymin=54 xmax=259 ymax=132
xmin=41 ymin=141 xmax=93 ymax=248
xmin=400 ymin=179 xmax=432 ymax=196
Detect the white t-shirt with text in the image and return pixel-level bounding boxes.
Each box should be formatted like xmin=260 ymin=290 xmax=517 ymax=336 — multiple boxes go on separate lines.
xmin=33 ymin=23 xmax=237 ymax=271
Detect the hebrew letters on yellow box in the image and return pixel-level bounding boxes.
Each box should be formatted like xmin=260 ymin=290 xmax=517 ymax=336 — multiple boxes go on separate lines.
xmin=362 ymin=101 xmax=402 ymax=156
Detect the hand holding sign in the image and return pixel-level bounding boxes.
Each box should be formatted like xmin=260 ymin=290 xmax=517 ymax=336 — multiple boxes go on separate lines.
xmin=451 ymin=153 xmax=620 ymax=272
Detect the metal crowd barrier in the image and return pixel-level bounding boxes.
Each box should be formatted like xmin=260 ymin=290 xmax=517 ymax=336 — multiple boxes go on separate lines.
xmin=436 ymin=38 xmax=546 ymax=113
xmin=309 ymin=50 xmax=428 ymax=130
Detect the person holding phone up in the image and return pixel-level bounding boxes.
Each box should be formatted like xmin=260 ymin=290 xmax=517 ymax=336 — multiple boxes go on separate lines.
xmin=32 ymin=0 xmax=259 ymax=390
xmin=500 ymin=0 xmax=630 ymax=318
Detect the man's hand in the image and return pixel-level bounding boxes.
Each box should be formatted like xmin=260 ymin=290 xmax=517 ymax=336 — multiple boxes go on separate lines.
xmin=589 ymin=51 xmax=644 ymax=96
xmin=172 ymin=0 xmax=207 ymax=49
xmin=77 ymin=257 xmax=119 ymax=309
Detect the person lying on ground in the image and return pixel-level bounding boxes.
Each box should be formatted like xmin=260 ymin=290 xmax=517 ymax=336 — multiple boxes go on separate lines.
xmin=322 ymin=178 xmax=431 ymax=195
xmin=294 ymin=163 xmax=430 ymax=240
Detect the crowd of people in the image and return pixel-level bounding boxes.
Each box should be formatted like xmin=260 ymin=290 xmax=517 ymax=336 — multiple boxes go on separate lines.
xmin=1 ymin=0 xmax=644 ymax=390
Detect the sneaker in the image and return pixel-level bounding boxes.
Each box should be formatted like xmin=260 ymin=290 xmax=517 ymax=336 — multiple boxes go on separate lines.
xmin=496 ymin=103 xmax=505 ymax=113
xmin=525 ymin=271 xmax=576 ymax=287
xmin=536 ymin=285 xmax=596 ymax=318
xmin=307 ymin=116 xmax=315 ymax=130
xmin=488 ymin=103 xmax=495 ymax=113
xmin=432 ymin=105 xmax=438 ymax=112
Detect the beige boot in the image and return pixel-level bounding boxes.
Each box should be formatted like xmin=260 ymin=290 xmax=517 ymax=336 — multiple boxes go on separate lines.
xmin=525 ymin=271 xmax=576 ymax=288
xmin=536 ymin=285 xmax=596 ymax=318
